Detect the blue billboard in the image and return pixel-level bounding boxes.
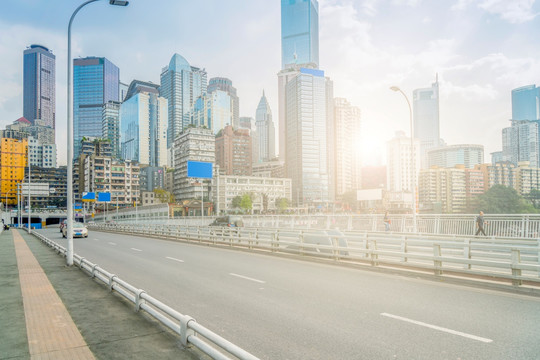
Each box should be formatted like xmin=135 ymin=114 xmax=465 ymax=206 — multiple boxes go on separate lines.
xmin=187 ymin=161 xmax=213 ymax=179
xmin=82 ymin=192 xmax=96 ymax=202
xmin=98 ymin=192 xmax=111 ymax=202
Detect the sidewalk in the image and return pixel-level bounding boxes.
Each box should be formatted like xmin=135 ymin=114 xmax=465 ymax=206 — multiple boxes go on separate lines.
xmin=0 ymin=229 xmax=208 ymax=360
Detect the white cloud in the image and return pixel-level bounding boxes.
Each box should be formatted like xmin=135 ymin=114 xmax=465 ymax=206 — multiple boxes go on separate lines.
xmin=453 ymin=0 xmax=539 ymax=23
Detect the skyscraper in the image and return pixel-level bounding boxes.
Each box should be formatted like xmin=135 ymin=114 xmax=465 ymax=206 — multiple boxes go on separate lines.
xmin=281 ymin=0 xmax=319 ymax=69
xmin=208 ymin=77 xmax=239 ymax=128
xmin=333 ymin=98 xmax=362 ymax=196
xmin=413 ymin=75 xmax=440 ymax=169
xmin=285 ymin=67 xmax=331 ymax=206
xmin=386 ymin=131 xmax=421 ymax=193
xmin=159 ymin=53 xmax=207 ymax=148
xmin=23 ymin=44 xmax=56 ymax=129
xmin=192 ymin=90 xmax=232 ymax=134
xmin=120 ymin=80 xmax=168 ymax=167
xmin=73 ymin=57 xmax=119 ymax=157
xmin=102 ymin=101 xmax=121 ymax=159
xmin=215 ymin=125 xmax=252 ymax=176
xmin=512 ymin=84 xmax=540 ymax=121
xmin=255 ymin=91 xmax=276 ymax=162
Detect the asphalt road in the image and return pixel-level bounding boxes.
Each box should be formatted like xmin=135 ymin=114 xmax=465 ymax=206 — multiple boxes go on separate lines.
xmin=39 ymin=227 xmax=540 ymax=359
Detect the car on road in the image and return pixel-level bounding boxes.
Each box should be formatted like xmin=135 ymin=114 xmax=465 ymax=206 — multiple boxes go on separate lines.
xmin=62 ymin=223 xmax=88 ymax=238
xmin=209 ymin=215 xmax=244 ymax=227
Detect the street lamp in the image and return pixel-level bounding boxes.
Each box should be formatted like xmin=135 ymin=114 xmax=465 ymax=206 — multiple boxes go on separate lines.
xmin=390 ymin=86 xmax=417 ymax=233
xmin=67 ymin=0 xmax=129 ymax=266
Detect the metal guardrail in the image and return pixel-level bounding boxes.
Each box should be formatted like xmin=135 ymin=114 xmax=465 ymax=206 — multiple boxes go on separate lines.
xmin=92 ymin=223 xmax=540 ymax=289
xmin=28 ymin=229 xmax=259 ymax=360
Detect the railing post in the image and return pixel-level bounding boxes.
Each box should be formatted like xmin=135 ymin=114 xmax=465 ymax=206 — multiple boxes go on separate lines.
xmin=179 ymin=315 xmax=196 ymax=347
xmin=464 ymin=238 xmax=471 ymax=270
xmin=109 ymin=275 xmax=117 ymax=292
xmin=135 ymin=289 xmax=146 ymax=312
xmin=433 ymin=244 xmax=442 ymax=275
xmin=511 ymin=249 xmax=522 ymax=286
xmin=347 ymin=215 xmax=352 ymax=231
xmin=370 ymin=239 xmax=378 ymax=266
xmin=400 ymin=236 xmax=407 ymax=263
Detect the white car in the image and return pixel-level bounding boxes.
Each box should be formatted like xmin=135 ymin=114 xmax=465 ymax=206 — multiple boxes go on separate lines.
xmin=62 ymin=223 xmax=88 ymax=238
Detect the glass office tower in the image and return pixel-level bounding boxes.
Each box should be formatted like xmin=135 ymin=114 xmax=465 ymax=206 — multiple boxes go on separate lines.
xmin=512 ymin=85 xmax=540 ymax=121
xmin=23 ymin=44 xmax=56 ymax=129
xmin=255 ymin=91 xmax=276 ymax=162
xmin=285 ymin=67 xmax=329 ymax=206
xmin=281 ymin=0 xmax=319 ymax=69
xmin=73 ymin=57 xmax=119 ymax=157
xmin=413 ymin=76 xmax=440 ymax=168
xmin=159 ymin=53 xmax=207 ymax=148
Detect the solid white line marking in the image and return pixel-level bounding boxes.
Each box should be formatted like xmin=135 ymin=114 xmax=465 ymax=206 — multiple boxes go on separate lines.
xmin=380 ymin=313 xmax=493 ymax=343
xmin=131 ymin=248 xmax=142 ymax=252
xmin=230 ymin=273 xmax=266 ymax=284
xmin=108 ymin=242 xmax=117 ymax=246
xmin=165 ymin=256 xmax=184 ymax=263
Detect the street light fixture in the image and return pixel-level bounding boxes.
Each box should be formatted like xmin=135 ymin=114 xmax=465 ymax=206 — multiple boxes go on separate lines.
xmin=390 ymin=86 xmax=418 ymax=233
xmin=67 ymin=0 xmax=129 ymax=266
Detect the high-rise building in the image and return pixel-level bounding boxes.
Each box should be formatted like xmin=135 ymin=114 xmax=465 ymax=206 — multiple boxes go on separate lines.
xmin=511 ymin=84 xmax=540 ymax=121
xmin=502 ymin=120 xmax=539 ymax=167
xmin=418 ymin=166 xmax=466 ymax=213
xmin=255 ymin=91 xmax=276 ymax=162
xmin=333 ymin=97 xmax=362 ymax=196
xmin=281 ymin=0 xmax=319 ymax=69
xmin=28 ymin=137 xmax=56 ymax=168
xmin=413 ymin=75 xmax=440 ymax=168
xmin=23 ymin=44 xmax=56 ymax=130
xmin=173 ymin=127 xmax=215 ymax=201
xmin=427 ymin=144 xmax=484 ymax=169
xmin=0 ymin=136 xmax=28 ymax=206
xmin=208 ymin=77 xmax=239 ymax=128
xmin=215 ymin=125 xmax=252 ymax=176
xmin=120 ymin=80 xmax=168 ymax=167
xmin=102 ymin=101 xmax=121 ymax=159
xmin=192 ymin=90 xmax=232 ymax=134
xmin=159 ymin=53 xmax=207 ymax=148
xmin=73 ymin=57 xmax=119 ymax=157
xmin=386 ymin=131 xmax=421 ymax=193
xmin=285 ymin=67 xmax=331 ymax=206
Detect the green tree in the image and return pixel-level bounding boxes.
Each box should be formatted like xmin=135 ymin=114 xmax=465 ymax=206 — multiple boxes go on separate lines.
xmin=472 ymin=185 xmax=537 ymax=214
xmin=525 ymin=189 xmax=540 ymax=209
xmin=232 ymin=195 xmax=242 ymax=209
xmin=275 ymin=197 xmax=289 ymax=214
xmin=240 ymin=193 xmax=253 ymax=213
xmin=153 ymin=188 xmax=175 ymax=203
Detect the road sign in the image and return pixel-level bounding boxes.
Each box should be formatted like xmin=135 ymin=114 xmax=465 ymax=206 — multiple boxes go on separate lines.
xmin=187 ymin=161 xmax=213 ymax=179
xmin=82 ymin=192 xmax=96 ymax=202
xmin=20 ymin=183 xmax=50 ymax=196
xmin=98 ymin=192 xmax=111 ymax=202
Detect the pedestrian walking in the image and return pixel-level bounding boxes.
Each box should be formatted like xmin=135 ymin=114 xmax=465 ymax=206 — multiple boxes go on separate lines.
xmin=383 ymin=211 xmax=391 ymax=231
xmin=475 ymin=211 xmax=487 ymax=236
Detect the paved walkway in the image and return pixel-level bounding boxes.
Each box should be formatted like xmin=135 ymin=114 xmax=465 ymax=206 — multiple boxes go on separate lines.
xmin=0 ymin=229 xmax=207 ymax=360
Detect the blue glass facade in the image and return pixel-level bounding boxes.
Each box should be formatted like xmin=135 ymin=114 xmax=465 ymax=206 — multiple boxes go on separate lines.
xmin=73 ymin=57 xmax=119 ymax=157
xmin=281 ymin=0 xmax=319 ymax=69
xmin=23 ymin=44 xmax=56 ymax=129
xmin=159 ymin=53 xmax=207 ymax=148
xmin=512 ymin=85 xmax=540 ymax=121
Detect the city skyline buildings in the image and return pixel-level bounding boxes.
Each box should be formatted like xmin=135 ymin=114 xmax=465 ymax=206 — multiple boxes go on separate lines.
xmin=281 ymin=0 xmax=319 ymax=69
xmin=1 ymin=1 xmax=540 ymax=167
xmin=159 ymin=53 xmax=207 ymax=149
xmin=413 ymin=75 xmax=441 ymax=169
xmin=255 ymin=90 xmax=275 ymax=162
xmin=73 ymin=56 xmax=120 ymax=157
xmin=23 ymin=44 xmax=56 ymax=130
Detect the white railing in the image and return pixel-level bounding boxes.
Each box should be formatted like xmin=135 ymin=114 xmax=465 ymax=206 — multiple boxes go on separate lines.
xmin=29 ymin=229 xmax=259 ymax=360
xmin=91 ymin=223 xmax=540 ymax=289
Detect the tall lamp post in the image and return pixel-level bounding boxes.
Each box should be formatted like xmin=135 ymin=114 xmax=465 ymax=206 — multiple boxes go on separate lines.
xmin=67 ymin=0 xmax=129 ymax=266
xmin=390 ymin=86 xmax=417 ymax=233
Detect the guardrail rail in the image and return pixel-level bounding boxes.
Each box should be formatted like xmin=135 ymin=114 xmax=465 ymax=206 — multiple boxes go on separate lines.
xmin=28 ymin=229 xmax=260 ymax=360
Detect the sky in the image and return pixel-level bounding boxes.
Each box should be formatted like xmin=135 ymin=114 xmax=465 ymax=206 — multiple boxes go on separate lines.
xmin=1 ymin=0 xmax=539 ymax=166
